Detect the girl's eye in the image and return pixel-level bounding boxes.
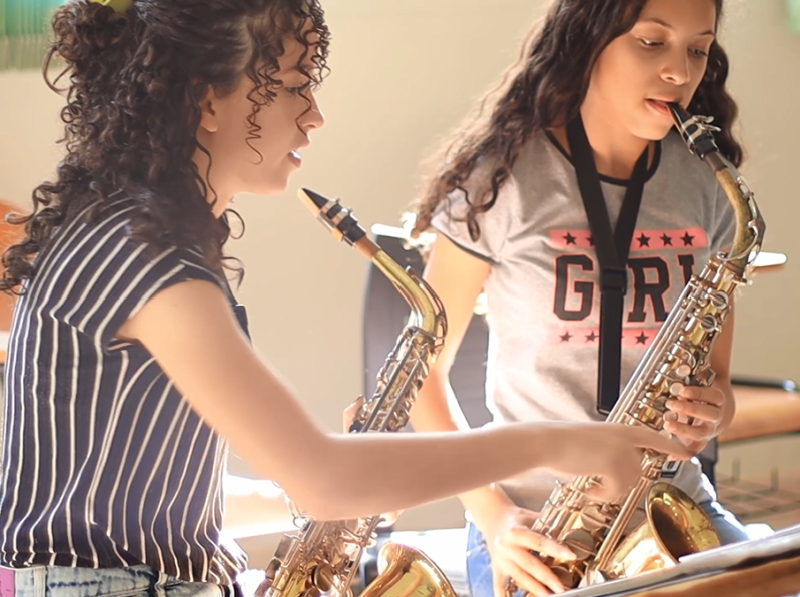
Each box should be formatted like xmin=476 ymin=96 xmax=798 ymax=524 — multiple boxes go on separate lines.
xmin=640 ymin=38 xmax=663 ymax=48
xmin=638 ymin=37 xmax=709 ymax=58
xmin=286 ymin=82 xmax=321 ymax=96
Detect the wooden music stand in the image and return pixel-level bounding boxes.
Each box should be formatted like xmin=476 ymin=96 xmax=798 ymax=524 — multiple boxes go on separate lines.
xmin=622 ymin=555 xmax=800 ymax=597
xmin=559 ymin=523 xmax=800 ymax=597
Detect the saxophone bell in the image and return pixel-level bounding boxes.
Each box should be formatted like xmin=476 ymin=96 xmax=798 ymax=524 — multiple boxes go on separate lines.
xmin=361 ymin=543 xmax=459 ymax=597
xmin=588 ymin=483 xmax=721 ymax=585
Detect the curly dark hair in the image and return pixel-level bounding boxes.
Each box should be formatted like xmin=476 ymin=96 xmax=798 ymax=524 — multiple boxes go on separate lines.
xmin=1 ymin=0 xmax=330 ymax=292
xmin=411 ymin=0 xmax=740 ymax=241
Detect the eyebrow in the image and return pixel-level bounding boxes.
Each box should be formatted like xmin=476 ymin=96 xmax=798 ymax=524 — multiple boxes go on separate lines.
xmin=639 ymin=17 xmax=715 ymax=37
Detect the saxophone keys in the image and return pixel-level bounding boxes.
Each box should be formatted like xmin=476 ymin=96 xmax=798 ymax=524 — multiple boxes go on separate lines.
xmin=694 ymin=367 xmax=716 ymax=387
xmin=311 ymin=563 xmax=337 ymax=594
xmin=669 ymin=382 xmax=685 ymax=396
xmin=710 ymin=290 xmax=730 ymax=310
xmin=561 ymin=529 xmax=596 ymax=561
xmin=699 ymin=314 xmax=719 ymax=333
xmin=737 ymin=180 xmax=753 ymax=198
xmin=668 ymin=345 xmax=697 ymax=370
xmin=549 ymin=563 xmax=584 ymax=593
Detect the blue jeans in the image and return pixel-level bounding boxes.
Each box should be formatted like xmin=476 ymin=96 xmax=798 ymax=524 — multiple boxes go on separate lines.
xmin=465 ymin=500 xmax=748 ymax=597
xmin=0 ymin=564 xmax=234 ymax=597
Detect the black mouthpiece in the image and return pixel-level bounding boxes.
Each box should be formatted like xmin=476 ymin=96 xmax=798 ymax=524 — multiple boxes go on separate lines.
xmin=667 ymin=102 xmax=720 ymax=160
xmin=298 ymin=187 xmax=367 ymax=247
xmin=301 ymin=187 xmax=330 ymax=211
xmin=667 ymin=102 xmax=691 ymax=123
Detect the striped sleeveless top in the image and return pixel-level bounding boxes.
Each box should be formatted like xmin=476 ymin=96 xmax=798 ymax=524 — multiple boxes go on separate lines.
xmin=0 ymin=197 xmax=248 ymax=590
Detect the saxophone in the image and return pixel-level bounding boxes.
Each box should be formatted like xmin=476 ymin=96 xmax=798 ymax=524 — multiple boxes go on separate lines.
xmin=508 ymin=104 xmax=767 ymax=593
xmin=254 ymin=188 xmax=456 ymax=597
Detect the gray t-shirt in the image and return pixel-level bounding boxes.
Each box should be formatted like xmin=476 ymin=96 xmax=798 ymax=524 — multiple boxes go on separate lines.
xmin=431 ymin=130 xmax=736 ymax=512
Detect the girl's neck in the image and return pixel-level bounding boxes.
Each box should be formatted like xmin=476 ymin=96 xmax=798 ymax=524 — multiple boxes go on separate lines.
xmin=551 ymin=102 xmax=655 ymax=180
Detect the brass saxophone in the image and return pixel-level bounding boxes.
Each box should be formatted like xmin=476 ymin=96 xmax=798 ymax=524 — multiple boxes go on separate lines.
xmin=508 ymin=104 xmax=767 ymax=592
xmin=254 ymin=188 xmax=456 ymax=597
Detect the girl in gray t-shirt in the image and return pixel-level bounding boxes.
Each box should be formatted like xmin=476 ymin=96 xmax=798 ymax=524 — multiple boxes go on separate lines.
xmin=409 ymin=0 xmax=750 ymax=595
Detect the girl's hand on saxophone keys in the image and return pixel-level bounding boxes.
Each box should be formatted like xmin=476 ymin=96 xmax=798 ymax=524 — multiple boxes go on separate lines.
xmin=664 ymin=385 xmax=726 ymax=453
xmin=479 ymin=425 xmax=693 ymax=597
xmin=485 ymin=505 xmax=575 ymax=597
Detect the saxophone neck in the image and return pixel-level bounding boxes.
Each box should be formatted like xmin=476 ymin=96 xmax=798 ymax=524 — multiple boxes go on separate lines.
xmin=668 ymin=104 xmax=766 ymax=276
xmin=299 ymin=187 xmax=446 ymax=339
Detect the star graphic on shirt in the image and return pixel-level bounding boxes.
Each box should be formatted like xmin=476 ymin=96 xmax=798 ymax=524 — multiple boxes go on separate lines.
xmin=661 ymin=233 xmax=673 ymax=246
xmin=636 ymin=332 xmax=649 ymax=345
xmin=586 ymin=331 xmax=598 ymax=343
xmin=637 ymin=233 xmax=651 ymax=248
xmin=563 ymin=232 xmax=577 ymax=245
xmin=681 ymin=232 xmax=696 ymax=247
xmin=560 ymin=332 xmax=573 ymax=343
xmin=587 ymin=235 xmax=595 ymax=246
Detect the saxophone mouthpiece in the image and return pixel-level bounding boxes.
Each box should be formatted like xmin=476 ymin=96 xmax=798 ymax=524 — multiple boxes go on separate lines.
xmin=298 ymin=187 xmax=367 ymax=247
xmin=667 ymin=102 xmax=690 ymax=123
xmin=667 ymin=102 xmax=721 ymax=162
xmin=300 ymin=187 xmax=331 ymax=212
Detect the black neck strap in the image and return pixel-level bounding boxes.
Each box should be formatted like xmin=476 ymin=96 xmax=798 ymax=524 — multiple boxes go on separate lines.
xmin=565 ymin=115 xmax=650 ymax=416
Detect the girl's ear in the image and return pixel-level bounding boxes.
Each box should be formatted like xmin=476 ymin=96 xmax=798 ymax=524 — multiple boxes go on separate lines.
xmin=198 ymin=87 xmax=221 ymax=134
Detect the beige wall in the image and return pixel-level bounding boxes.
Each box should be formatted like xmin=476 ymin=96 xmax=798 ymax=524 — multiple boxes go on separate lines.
xmin=1 ymin=0 xmax=798 ymax=566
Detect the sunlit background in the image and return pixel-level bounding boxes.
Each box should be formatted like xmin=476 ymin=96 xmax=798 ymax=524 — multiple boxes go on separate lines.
xmin=1 ymin=0 xmax=799 ymax=578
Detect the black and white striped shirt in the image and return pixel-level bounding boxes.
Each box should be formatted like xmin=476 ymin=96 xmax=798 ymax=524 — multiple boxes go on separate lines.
xmin=0 ymin=198 xmax=248 ymax=588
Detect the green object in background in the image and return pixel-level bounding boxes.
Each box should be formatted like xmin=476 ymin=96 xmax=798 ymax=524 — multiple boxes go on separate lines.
xmin=791 ymin=0 xmax=800 ymax=33
xmin=0 ymin=0 xmax=66 ymax=72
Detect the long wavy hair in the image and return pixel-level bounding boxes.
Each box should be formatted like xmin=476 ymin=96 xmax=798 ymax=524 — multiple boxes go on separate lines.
xmin=411 ymin=0 xmax=740 ymax=241
xmin=1 ymin=0 xmax=330 ymax=292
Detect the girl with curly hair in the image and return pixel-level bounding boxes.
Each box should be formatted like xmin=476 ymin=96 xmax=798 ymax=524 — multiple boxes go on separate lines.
xmin=409 ymin=0 xmax=750 ymax=595
xmin=0 ymin=1 xmax=688 ymax=596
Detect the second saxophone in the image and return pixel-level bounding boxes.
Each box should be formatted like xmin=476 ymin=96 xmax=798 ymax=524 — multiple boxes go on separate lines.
xmin=508 ymin=103 xmax=766 ymax=593
xmin=254 ymin=188 xmax=457 ymax=597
